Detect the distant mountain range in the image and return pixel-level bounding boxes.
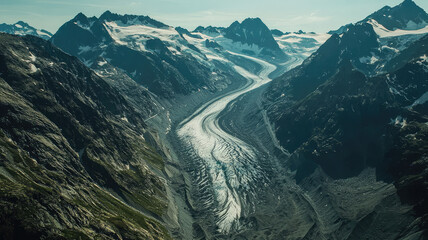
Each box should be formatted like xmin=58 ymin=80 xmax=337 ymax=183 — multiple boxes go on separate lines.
xmin=1 ymin=0 xmax=428 ymax=239
xmin=48 ymin=11 xmax=326 ymax=98
xmin=0 ymin=21 xmax=52 ymax=40
xmin=50 ymin=11 xmax=244 ymax=98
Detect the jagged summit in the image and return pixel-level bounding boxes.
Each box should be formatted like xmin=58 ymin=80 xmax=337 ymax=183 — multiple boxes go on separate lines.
xmin=329 ymin=0 xmax=428 ymax=34
xmin=175 ymin=26 xmax=202 ymax=39
xmin=99 ymin=10 xmax=114 ymax=20
xmin=193 ymin=25 xmax=224 ymax=35
xmin=73 ymin=12 xmax=88 ymax=21
xmin=15 ymin=21 xmax=30 ymax=28
xmin=0 ymin=21 xmax=52 ymax=40
xmin=224 ymin=17 xmax=284 ymax=57
xmin=51 ymin=10 xmax=236 ymax=98
xmin=98 ymin=11 xmax=168 ymax=28
xmin=68 ymin=11 xmax=169 ymax=28
xmin=71 ymin=12 xmax=92 ymax=27
xmin=363 ymin=0 xmax=428 ymax=30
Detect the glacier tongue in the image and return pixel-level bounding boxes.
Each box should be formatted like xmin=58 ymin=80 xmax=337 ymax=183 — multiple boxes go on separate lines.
xmin=177 ymin=51 xmax=277 ymax=232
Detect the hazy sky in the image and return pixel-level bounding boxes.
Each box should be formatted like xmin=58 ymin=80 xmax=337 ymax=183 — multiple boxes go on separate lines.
xmin=1 ymin=0 xmax=428 ymax=34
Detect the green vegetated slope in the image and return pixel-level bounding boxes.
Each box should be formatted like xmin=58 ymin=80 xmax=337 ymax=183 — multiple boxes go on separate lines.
xmin=0 ymin=33 xmax=171 ymax=239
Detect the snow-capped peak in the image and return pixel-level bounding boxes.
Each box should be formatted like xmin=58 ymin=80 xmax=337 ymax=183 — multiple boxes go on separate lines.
xmin=0 ymin=21 xmax=52 ymax=40
xmin=363 ymin=0 xmax=428 ymax=31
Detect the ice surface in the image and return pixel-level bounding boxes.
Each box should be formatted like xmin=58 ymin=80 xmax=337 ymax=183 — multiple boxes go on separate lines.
xmin=368 ymin=19 xmax=428 ymax=38
xmin=177 ymin=51 xmax=277 ymax=232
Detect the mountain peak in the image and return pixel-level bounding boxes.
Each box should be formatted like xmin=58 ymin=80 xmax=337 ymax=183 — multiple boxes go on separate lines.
xmin=72 ymin=12 xmax=89 ymax=24
xmin=241 ymin=17 xmax=263 ymax=24
xmin=364 ymin=0 xmax=428 ymax=30
xmin=399 ymin=0 xmax=424 ymax=12
xmin=97 ymin=11 xmax=168 ymax=28
xmin=0 ymin=21 xmax=52 ymax=40
xmin=102 ymin=10 xmax=113 ymax=16
xmin=74 ymin=12 xmax=87 ymax=19
xmin=401 ymin=0 xmax=417 ymax=7
xmin=193 ymin=25 xmax=224 ymax=36
xmin=223 ymin=17 xmax=287 ymax=58
xmin=99 ymin=10 xmax=118 ymax=21
xmin=15 ymin=21 xmax=30 ymax=27
xmin=224 ymin=18 xmax=277 ymax=48
xmin=239 ymin=17 xmax=267 ymax=30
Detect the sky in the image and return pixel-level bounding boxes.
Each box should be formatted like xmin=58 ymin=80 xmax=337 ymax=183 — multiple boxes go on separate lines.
xmin=1 ymin=0 xmax=428 ymax=34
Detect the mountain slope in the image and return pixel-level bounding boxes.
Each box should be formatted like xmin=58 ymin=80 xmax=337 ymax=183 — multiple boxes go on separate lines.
xmin=224 ymin=18 xmax=286 ymax=59
xmin=274 ymin=32 xmax=330 ymax=59
xmin=265 ymin=1 xmax=428 ymax=235
xmin=267 ymin=0 xmax=428 ymax=106
xmin=50 ymin=11 xmax=235 ymax=98
xmin=384 ymin=33 xmax=428 ymax=72
xmin=267 ymin=56 xmax=428 ymax=228
xmin=0 ymin=21 xmax=52 ymax=40
xmin=266 ymin=23 xmax=381 ymax=104
xmin=363 ymin=0 xmax=428 ymax=30
xmin=263 ymin=0 xmax=428 ymax=234
xmin=0 ymin=33 xmax=171 ymax=239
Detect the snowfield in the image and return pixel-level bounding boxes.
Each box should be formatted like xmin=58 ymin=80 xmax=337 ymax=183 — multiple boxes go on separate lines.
xmin=368 ymin=19 xmax=428 ymax=38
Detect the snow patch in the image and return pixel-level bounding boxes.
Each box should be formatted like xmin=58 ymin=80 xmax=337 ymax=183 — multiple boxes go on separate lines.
xmin=368 ymin=19 xmax=428 ymax=38
xmin=78 ymin=45 xmax=92 ymax=54
xmin=390 ymin=116 xmax=407 ymax=128
xmin=103 ymin=21 xmax=180 ymax=52
xmin=28 ymin=52 xmax=36 ymax=62
xmin=98 ymin=60 xmax=108 ymax=66
xmin=410 ymin=91 xmax=428 ymax=107
xmin=359 ymin=54 xmax=379 ymax=64
xmin=120 ymin=116 xmax=129 ymax=123
xmin=130 ymin=70 xmax=137 ymax=78
xmin=29 ymin=64 xmax=38 ymax=73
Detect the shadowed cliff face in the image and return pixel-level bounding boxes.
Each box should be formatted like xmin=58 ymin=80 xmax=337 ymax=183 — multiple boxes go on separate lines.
xmin=224 ymin=18 xmax=287 ymax=59
xmin=270 ymin=58 xmax=427 ymax=178
xmin=263 ymin=1 xmax=428 ymax=230
xmin=0 ymin=33 xmax=171 ymax=239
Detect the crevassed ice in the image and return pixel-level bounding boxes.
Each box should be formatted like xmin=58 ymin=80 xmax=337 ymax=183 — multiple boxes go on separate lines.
xmin=177 ymin=51 xmax=276 ymax=233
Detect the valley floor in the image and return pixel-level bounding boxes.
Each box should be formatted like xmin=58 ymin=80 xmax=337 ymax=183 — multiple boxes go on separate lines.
xmin=149 ymin=50 xmax=424 ymax=239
